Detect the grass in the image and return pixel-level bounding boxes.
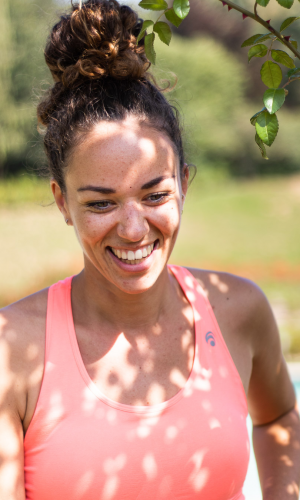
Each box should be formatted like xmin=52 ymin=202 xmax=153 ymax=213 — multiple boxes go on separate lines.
xmin=1 ymin=174 xmax=300 ymax=353
xmin=0 ymin=175 xmax=53 ymax=206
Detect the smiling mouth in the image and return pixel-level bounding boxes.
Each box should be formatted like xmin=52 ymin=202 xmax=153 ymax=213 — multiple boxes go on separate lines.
xmin=109 ymin=241 xmax=157 ymax=265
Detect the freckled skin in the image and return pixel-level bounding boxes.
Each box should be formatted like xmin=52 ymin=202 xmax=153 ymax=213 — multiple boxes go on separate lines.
xmin=52 ymin=117 xmax=188 ymax=295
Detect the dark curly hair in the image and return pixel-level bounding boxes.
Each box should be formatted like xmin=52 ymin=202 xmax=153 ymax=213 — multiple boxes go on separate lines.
xmin=38 ymin=0 xmax=185 ymax=192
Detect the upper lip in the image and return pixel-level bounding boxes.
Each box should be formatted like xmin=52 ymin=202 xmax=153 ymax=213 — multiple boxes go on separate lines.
xmin=108 ymin=241 xmax=157 ymax=252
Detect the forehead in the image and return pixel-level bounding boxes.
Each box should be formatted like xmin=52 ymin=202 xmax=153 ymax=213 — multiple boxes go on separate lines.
xmin=66 ymin=116 xmax=178 ymax=190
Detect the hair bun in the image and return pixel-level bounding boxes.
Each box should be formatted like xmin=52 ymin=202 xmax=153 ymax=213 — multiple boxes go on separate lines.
xmin=45 ymin=0 xmax=150 ymax=87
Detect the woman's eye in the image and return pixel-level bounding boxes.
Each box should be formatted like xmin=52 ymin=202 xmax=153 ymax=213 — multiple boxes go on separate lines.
xmin=86 ymin=201 xmax=113 ymax=210
xmin=147 ymin=193 xmax=169 ymax=203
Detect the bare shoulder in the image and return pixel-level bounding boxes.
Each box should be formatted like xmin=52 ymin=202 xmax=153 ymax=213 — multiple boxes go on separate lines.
xmin=187 ymin=267 xmax=295 ymax=424
xmin=187 ymin=266 xmax=269 ymax=340
xmin=0 ymin=289 xmax=48 ymax=421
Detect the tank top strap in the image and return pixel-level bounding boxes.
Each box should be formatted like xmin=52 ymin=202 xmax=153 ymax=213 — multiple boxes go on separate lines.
xmin=46 ymin=277 xmax=75 ymax=367
xmin=24 ymin=277 xmax=84 ymax=449
xmin=168 ymin=264 xmax=248 ymax=417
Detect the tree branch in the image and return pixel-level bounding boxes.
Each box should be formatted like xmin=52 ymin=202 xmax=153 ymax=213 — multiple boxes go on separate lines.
xmin=219 ymin=0 xmax=300 ymax=60
xmin=282 ymin=76 xmax=300 ymax=88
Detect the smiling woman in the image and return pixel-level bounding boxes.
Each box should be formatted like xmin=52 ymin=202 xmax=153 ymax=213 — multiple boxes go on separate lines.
xmin=52 ymin=117 xmax=185 ymax=293
xmin=0 ymin=1 xmax=299 ymax=500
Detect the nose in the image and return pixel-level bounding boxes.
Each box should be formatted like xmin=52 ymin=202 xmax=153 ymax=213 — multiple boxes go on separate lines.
xmin=117 ymin=202 xmax=150 ymax=242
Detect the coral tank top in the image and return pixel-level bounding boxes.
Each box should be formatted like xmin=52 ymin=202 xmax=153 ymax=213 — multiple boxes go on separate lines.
xmin=24 ymin=265 xmax=249 ymax=500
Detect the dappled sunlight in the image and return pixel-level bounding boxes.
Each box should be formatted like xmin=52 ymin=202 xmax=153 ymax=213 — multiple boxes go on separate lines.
xmin=102 ymin=453 xmax=127 ymax=500
xmin=45 ymin=391 xmax=65 ymax=429
xmin=142 ymin=453 xmax=158 ymax=480
xmin=209 ymin=273 xmax=229 ymax=293
xmin=146 ymin=383 xmax=166 ymax=406
xmin=280 ymin=454 xmax=293 ymax=466
xmin=164 ymin=425 xmax=179 ymax=444
xmin=0 ymin=314 xmax=8 ymax=329
xmin=188 ymin=449 xmax=210 ymax=492
xmin=169 ymin=368 xmax=188 ymax=388
xmin=21 ymin=267 xmax=250 ymax=499
xmin=76 ymin=471 xmax=95 ymax=497
xmin=286 ymin=481 xmax=299 ymax=496
xmin=267 ymin=424 xmax=291 ymax=446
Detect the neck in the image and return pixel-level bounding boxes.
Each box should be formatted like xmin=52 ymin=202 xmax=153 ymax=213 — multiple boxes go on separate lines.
xmin=72 ymin=262 xmax=178 ymax=334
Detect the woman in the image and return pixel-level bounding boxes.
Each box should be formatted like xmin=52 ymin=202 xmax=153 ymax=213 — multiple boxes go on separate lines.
xmin=0 ymin=0 xmax=299 ymax=499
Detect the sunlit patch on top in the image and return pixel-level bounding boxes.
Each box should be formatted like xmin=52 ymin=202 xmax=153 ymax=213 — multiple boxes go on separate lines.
xmin=184 ymin=276 xmax=195 ymax=289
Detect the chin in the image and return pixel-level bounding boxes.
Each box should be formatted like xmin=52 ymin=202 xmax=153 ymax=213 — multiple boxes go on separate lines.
xmin=113 ymin=270 xmax=164 ymax=295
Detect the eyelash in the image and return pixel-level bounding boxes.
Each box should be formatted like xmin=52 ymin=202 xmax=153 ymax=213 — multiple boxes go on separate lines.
xmin=146 ymin=192 xmax=169 ymax=203
xmin=86 ymin=192 xmax=170 ymax=211
xmin=86 ymin=201 xmax=112 ymax=210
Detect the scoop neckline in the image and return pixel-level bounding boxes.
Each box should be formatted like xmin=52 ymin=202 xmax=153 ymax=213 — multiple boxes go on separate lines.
xmin=66 ymin=267 xmax=198 ymax=415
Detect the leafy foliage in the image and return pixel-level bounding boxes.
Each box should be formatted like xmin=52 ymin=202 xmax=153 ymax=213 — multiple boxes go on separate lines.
xmin=0 ymin=0 xmax=57 ymax=176
xmin=153 ymin=21 xmax=172 ymax=45
xmin=255 ymin=110 xmax=279 ymax=146
xmin=260 ymin=61 xmax=283 ymax=87
xmin=263 ymin=88 xmax=286 ymax=113
xmin=138 ymin=0 xmax=300 ymax=160
xmin=280 ymin=16 xmax=300 ymax=31
xmin=271 ymin=49 xmax=296 ymax=68
xmin=248 ymin=44 xmax=268 ymax=61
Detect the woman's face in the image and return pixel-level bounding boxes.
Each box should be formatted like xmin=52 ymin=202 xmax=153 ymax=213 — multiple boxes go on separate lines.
xmin=52 ymin=116 xmax=188 ymax=294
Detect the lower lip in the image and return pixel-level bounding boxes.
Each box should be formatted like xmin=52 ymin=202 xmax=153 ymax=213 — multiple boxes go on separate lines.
xmin=108 ymin=242 xmax=158 ymax=273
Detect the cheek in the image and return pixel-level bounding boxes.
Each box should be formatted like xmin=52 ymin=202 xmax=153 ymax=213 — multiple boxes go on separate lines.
xmin=73 ymin=212 xmax=112 ymax=247
xmin=151 ymin=202 xmax=181 ymax=237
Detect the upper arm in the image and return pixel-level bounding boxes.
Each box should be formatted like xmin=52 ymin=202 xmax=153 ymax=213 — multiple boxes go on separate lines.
xmin=246 ymin=287 xmax=296 ymax=426
xmin=0 ymin=312 xmax=26 ymax=500
xmin=0 ymin=291 xmax=47 ymax=499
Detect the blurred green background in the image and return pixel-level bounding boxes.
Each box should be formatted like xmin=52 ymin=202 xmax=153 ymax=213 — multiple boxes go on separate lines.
xmin=0 ymin=0 xmax=299 ymax=357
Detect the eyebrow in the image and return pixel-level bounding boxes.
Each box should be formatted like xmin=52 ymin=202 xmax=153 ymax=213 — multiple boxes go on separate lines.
xmin=77 ymin=186 xmax=116 ymax=194
xmin=77 ymin=175 xmax=175 ymax=194
xmin=141 ymin=175 xmax=175 ymax=190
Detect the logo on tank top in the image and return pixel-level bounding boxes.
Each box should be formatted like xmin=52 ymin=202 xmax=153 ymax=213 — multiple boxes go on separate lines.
xmin=205 ymin=331 xmax=216 ymax=346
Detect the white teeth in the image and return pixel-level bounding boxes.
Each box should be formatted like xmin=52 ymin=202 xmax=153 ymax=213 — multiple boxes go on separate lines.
xmin=127 ymin=251 xmax=135 ymax=261
xmin=135 ymin=249 xmax=143 ymax=260
xmin=111 ymin=242 xmax=156 ymax=262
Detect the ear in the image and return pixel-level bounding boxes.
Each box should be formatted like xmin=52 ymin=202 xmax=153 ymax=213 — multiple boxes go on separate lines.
xmin=50 ymin=180 xmax=72 ymax=225
xmin=181 ymin=163 xmax=189 ymax=201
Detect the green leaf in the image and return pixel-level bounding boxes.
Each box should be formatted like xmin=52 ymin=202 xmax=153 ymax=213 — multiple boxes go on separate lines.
xmin=280 ymin=16 xmax=300 ymax=31
xmin=173 ymin=0 xmax=190 ymax=19
xmin=255 ymin=111 xmax=279 ymax=146
xmin=260 ymin=61 xmax=282 ymax=88
xmin=271 ymin=49 xmax=295 ymax=68
xmin=276 ymin=0 xmax=294 ymax=8
xmin=136 ymin=20 xmax=154 ymax=43
xmin=256 ymin=0 xmax=271 ymax=5
xmin=241 ymin=34 xmax=271 ymax=47
xmin=144 ymin=32 xmax=156 ymax=64
xmin=138 ymin=0 xmax=168 ymax=11
xmin=255 ymin=133 xmax=269 ymax=159
xmin=290 ymin=39 xmax=298 ymax=49
xmin=250 ymin=108 xmax=266 ymax=126
xmin=248 ymin=44 xmax=268 ymax=62
xmin=165 ymin=7 xmax=183 ymax=27
xmin=263 ymin=88 xmax=286 ymax=114
xmin=287 ymin=67 xmax=300 ymax=77
xmin=153 ymin=21 xmax=172 ymax=45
